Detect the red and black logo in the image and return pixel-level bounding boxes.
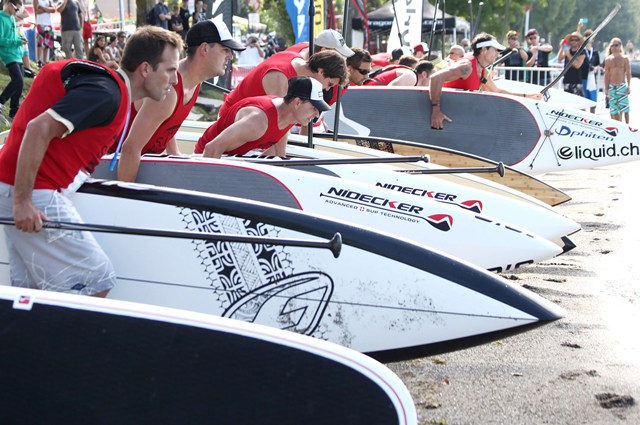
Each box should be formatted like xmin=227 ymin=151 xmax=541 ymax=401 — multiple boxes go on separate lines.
xmin=426 ymin=214 xmax=453 ymax=231
xmin=604 ymin=127 xmax=618 ymax=137
xmin=460 ymin=200 xmax=483 ymax=213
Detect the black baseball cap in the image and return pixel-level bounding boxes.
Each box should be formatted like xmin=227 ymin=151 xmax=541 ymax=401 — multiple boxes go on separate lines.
xmin=287 ymin=76 xmax=331 ymax=112
xmin=186 ymin=18 xmax=245 ymax=51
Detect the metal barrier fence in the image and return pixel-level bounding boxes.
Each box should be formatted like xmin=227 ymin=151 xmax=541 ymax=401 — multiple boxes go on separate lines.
xmin=494 ymin=66 xmax=606 ymax=92
xmin=493 ymin=66 xmax=565 ymax=89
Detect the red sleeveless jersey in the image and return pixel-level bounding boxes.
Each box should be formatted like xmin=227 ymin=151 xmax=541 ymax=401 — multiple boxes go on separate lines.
xmin=109 ymin=72 xmax=201 ymax=154
xmin=285 ymin=42 xmax=308 ymax=55
xmin=443 ymin=55 xmax=484 ymax=91
xmin=363 ymin=65 xmax=417 ymax=86
xmin=0 ymin=60 xmax=129 ymax=190
xmin=220 ymin=52 xmax=298 ymax=117
xmin=194 ymin=96 xmax=292 ymax=156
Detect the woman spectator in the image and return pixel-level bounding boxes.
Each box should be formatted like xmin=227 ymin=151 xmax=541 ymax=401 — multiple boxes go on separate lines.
xmin=192 ymin=0 xmax=206 ymax=24
xmin=88 ymin=35 xmax=118 ymax=69
xmin=105 ymin=35 xmax=121 ymax=63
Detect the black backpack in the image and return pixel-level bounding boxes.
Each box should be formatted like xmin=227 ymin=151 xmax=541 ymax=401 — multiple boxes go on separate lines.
xmin=146 ymin=6 xmax=157 ymax=25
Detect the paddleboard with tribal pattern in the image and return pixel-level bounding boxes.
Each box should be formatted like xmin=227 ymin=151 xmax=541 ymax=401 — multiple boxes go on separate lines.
xmin=0 ymin=180 xmax=566 ymax=362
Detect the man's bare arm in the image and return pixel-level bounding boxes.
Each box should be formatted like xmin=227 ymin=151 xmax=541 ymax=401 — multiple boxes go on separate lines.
xmin=261 ymin=70 xmax=289 ymax=97
xmin=117 ymin=89 xmax=177 ymax=182
xmin=429 ymin=59 xmax=472 ymax=129
xmin=202 ymin=108 xmax=269 ymax=159
xmin=13 ymin=114 xmax=68 ymax=232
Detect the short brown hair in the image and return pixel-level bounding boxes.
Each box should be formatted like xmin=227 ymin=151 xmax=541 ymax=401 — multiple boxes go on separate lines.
xmin=398 ymin=55 xmax=418 ymax=68
xmin=308 ymin=50 xmax=348 ymax=86
xmin=346 ymin=47 xmax=372 ymax=68
xmin=120 ymin=26 xmax=183 ymax=72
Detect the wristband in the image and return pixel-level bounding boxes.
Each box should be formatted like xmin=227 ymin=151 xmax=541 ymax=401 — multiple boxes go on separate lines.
xmin=432 ymin=103 xmax=440 ymax=107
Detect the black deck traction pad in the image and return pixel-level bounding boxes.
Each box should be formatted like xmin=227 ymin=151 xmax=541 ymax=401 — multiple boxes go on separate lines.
xmin=332 ymin=88 xmax=541 ymax=166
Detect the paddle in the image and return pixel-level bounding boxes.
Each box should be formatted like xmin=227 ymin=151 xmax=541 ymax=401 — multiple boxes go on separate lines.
xmin=203 ymin=80 xmax=231 ymax=93
xmin=0 ymin=218 xmax=343 ymax=258
xmin=396 ymin=162 xmax=506 ymax=177
xmin=426 ymin=0 xmax=440 ymax=58
xmin=241 ymin=155 xmax=430 ymax=166
xmin=540 ymin=4 xmax=621 ymax=97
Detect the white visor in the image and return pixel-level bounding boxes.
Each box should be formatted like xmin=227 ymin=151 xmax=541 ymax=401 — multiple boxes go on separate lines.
xmin=475 ymin=39 xmax=507 ymax=51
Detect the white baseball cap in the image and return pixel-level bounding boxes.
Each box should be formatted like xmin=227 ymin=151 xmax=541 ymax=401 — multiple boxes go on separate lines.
xmin=475 ymin=39 xmax=507 ymax=51
xmin=315 ymin=29 xmax=354 ymax=58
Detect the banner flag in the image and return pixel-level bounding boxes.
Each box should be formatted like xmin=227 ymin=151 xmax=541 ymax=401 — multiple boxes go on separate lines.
xmin=386 ymin=0 xmax=423 ymax=53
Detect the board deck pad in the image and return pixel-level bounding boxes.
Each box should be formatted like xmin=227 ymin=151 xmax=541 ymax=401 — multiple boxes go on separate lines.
xmin=0 ymin=287 xmax=416 ymax=424
xmin=324 ymin=87 xmax=542 ymax=166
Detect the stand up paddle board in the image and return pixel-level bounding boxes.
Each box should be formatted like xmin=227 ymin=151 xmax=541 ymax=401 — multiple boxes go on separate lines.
xmin=215 ymin=148 xmax=580 ymax=242
xmin=93 ymin=156 xmax=567 ymax=270
xmin=0 ymin=286 xmax=417 ymax=425
xmin=493 ymin=78 xmax=597 ymax=110
xmin=0 ymin=180 xmax=566 ymax=361
xmin=300 ymin=133 xmax=572 ymax=207
xmin=174 ymin=123 xmax=571 ymax=207
xmin=323 ymin=86 xmax=640 ymax=174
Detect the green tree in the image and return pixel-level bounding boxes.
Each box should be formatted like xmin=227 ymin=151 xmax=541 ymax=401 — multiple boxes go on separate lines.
xmin=260 ymin=0 xmax=294 ymax=46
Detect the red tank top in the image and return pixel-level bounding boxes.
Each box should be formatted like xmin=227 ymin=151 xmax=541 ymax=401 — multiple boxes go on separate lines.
xmin=363 ymin=66 xmax=417 ymax=86
xmin=443 ymin=55 xmax=484 ymax=90
xmin=285 ymin=42 xmax=308 ymax=55
xmin=0 ymin=60 xmax=129 ymax=190
xmin=220 ymin=52 xmax=299 ymax=117
xmin=109 ymin=72 xmax=201 ymax=154
xmin=194 ymin=96 xmax=292 ymax=156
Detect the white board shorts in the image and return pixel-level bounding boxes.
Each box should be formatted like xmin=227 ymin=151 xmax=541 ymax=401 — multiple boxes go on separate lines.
xmin=0 ymin=182 xmax=116 ymax=295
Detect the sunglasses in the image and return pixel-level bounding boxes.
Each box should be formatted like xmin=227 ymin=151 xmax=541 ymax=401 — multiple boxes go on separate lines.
xmin=10 ymin=2 xmax=19 ymax=10
xmin=355 ymin=67 xmax=370 ymax=76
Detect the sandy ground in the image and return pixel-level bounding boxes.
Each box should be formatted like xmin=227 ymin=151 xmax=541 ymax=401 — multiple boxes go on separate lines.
xmin=388 ymin=86 xmax=640 ymax=424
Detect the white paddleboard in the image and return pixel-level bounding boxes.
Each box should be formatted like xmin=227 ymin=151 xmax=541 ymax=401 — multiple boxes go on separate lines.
xmin=93 ymin=155 xmax=566 ymax=271
xmin=0 ymin=180 xmax=566 ymax=361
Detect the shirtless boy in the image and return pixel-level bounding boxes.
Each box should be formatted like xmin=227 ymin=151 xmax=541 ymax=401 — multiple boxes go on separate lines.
xmin=604 ymin=37 xmax=631 ymax=123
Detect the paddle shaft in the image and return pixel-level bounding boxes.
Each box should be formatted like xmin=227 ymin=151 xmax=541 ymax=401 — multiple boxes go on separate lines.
xmin=243 ymin=155 xmax=430 ymax=167
xmin=0 ymin=219 xmax=343 ymax=258
xmin=541 ymin=4 xmax=620 ymax=96
xmin=396 ymin=162 xmax=505 ymax=177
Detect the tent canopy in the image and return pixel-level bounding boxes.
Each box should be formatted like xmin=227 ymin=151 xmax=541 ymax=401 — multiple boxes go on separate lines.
xmin=353 ymin=0 xmax=458 ymax=33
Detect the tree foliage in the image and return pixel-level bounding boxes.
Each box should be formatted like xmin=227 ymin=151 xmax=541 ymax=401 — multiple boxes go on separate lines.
xmin=243 ymin=0 xmax=640 ymax=52
xmin=259 ymin=0 xmax=294 ymax=45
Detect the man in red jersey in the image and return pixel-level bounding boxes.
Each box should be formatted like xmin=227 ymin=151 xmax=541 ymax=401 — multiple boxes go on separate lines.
xmin=219 ymin=49 xmax=347 ymax=117
xmin=428 ymin=32 xmax=542 ymax=129
xmin=0 ymin=27 xmax=182 ymax=297
xmin=116 ymin=18 xmax=245 ymax=182
xmin=195 ymin=76 xmax=329 ymax=158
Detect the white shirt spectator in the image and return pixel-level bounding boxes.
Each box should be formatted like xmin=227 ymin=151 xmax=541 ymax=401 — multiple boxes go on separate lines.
xmin=238 ymin=36 xmax=264 ymax=66
xmin=36 ymin=0 xmax=53 ymax=26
